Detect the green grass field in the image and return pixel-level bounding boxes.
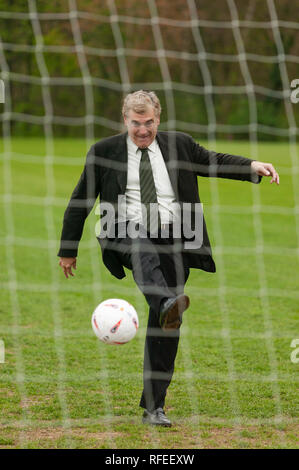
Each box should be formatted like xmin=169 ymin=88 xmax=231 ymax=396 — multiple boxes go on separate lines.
xmin=0 ymin=138 xmax=298 ymax=449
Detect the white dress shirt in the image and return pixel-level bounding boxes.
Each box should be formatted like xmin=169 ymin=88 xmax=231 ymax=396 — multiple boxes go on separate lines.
xmin=125 ymin=136 xmax=180 ymax=224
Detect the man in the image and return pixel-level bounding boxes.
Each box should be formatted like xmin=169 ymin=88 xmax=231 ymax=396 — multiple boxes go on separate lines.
xmin=58 ymin=90 xmax=279 ymax=427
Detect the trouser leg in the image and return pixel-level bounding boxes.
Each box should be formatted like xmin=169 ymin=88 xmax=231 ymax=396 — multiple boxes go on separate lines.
xmin=110 ymin=231 xmax=189 ymax=411
xmin=140 ymin=241 xmax=190 ymax=411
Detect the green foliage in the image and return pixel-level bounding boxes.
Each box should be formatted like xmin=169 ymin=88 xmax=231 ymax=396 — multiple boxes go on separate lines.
xmin=0 ymin=0 xmax=299 ymax=140
xmin=0 ymin=0 xmax=298 ymax=138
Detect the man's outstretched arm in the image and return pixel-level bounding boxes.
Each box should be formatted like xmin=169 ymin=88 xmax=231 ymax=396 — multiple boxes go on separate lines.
xmin=190 ymin=138 xmax=279 ymax=184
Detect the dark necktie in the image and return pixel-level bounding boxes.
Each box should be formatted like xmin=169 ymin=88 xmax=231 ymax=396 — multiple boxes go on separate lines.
xmin=139 ymin=147 xmax=161 ymax=234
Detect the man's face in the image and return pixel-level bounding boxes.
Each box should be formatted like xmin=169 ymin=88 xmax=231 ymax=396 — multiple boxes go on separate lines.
xmin=124 ymin=107 xmax=160 ymax=148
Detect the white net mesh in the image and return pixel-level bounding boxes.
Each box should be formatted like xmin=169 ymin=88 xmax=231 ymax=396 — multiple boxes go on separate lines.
xmin=0 ymin=0 xmax=298 ymax=448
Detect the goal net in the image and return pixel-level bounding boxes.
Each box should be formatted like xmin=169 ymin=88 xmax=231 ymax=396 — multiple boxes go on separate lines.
xmin=0 ymin=0 xmax=298 ymax=448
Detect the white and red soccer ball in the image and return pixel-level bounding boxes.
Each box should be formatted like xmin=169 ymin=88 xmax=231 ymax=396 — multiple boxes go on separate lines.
xmin=91 ymin=298 xmax=139 ymax=345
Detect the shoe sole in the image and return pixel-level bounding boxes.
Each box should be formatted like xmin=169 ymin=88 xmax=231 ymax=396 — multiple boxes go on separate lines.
xmin=161 ymin=294 xmax=190 ymax=331
xmin=142 ymin=418 xmax=172 ymax=427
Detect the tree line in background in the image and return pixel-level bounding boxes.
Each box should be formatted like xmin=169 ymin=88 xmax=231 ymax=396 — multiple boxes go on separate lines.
xmin=0 ymin=0 xmax=298 ymax=140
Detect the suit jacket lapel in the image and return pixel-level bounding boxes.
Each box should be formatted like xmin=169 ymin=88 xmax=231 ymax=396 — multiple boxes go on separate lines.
xmin=114 ymin=132 xmax=128 ymax=193
xmin=156 ymin=132 xmax=180 ymax=201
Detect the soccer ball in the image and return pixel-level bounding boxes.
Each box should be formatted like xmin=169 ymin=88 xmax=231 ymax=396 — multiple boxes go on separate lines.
xmin=91 ymin=298 xmax=139 ymax=345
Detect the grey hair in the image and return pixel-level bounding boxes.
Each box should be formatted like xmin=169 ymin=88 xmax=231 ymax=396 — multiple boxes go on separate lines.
xmin=122 ymin=90 xmax=162 ymax=117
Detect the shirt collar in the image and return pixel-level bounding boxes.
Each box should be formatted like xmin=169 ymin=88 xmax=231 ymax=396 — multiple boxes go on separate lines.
xmin=127 ymin=136 xmax=156 ymax=155
xmin=147 ymin=139 xmax=156 ymax=154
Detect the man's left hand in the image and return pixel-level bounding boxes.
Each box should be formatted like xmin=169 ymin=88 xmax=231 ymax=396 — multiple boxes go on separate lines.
xmin=251 ymin=161 xmax=280 ymax=185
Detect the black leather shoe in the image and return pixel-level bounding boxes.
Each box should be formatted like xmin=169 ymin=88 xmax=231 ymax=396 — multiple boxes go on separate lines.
xmin=159 ymin=294 xmax=190 ymax=331
xmin=142 ymin=408 xmax=172 ymax=427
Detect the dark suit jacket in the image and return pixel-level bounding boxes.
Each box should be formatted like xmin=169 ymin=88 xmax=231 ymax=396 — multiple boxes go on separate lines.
xmin=58 ymin=131 xmax=261 ymax=279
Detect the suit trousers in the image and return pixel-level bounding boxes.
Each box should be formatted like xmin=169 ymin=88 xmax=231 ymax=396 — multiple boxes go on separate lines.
xmin=110 ymin=223 xmax=190 ymax=411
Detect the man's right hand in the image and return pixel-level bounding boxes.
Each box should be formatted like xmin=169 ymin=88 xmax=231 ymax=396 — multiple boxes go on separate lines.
xmin=59 ymin=257 xmax=77 ymax=279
